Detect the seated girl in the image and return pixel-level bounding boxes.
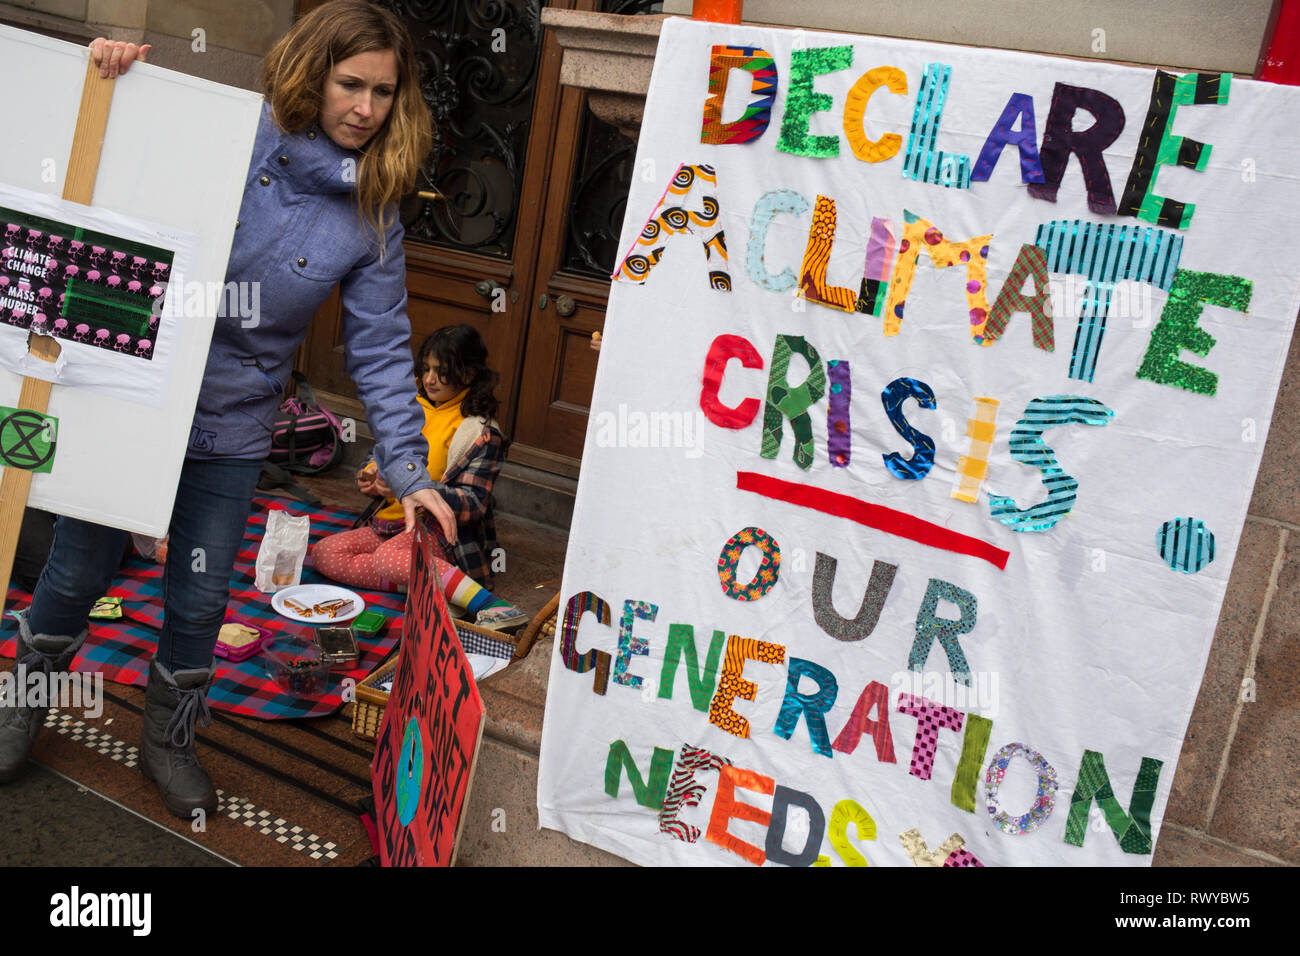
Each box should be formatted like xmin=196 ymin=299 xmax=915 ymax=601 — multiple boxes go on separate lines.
xmin=312 ymin=324 xmax=526 ymax=630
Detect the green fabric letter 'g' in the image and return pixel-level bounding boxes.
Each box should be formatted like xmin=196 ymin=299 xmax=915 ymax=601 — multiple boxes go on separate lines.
xmin=1064 ymin=749 xmax=1163 ymax=854
xmin=604 ymin=740 xmax=674 ymax=810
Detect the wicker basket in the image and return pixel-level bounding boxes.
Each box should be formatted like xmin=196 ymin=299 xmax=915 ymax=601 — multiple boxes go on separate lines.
xmin=352 ymin=654 xmax=398 ymax=742
xmin=350 ymin=617 xmax=530 ymax=742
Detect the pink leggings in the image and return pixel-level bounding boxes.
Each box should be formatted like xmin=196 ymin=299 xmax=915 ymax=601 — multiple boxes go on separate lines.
xmin=311 ymin=526 xmax=418 ymax=592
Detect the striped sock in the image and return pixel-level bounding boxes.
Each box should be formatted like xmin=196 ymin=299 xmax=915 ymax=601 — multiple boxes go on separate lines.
xmin=437 ymin=561 xmax=510 ymax=616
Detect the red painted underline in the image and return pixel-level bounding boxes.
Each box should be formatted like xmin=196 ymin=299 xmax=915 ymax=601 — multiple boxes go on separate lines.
xmin=736 ymin=471 xmax=1010 ymax=571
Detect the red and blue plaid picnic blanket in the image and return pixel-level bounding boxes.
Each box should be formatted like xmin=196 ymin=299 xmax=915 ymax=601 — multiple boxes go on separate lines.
xmin=1 ymin=497 xmax=406 ymax=720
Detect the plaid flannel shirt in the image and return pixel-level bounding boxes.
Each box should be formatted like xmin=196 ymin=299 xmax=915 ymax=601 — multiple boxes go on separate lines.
xmin=428 ymin=424 xmax=507 ymax=590
xmin=368 ymin=423 xmax=507 ymax=589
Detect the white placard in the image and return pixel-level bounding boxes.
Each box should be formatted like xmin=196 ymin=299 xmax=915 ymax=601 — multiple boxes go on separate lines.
xmin=0 ymin=24 xmax=262 ymax=537
xmin=538 ymin=18 xmax=1300 ymax=867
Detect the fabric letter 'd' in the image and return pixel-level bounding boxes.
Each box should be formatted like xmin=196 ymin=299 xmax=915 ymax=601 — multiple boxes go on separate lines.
xmin=659 ymin=743 xmax=731 ymax=843
xmin=773 ymin=658 xmax=839 ymax=757
xmin=700 ymin=333 xmax=764 ymax=429
xmin=708 ymin=635 xmax=787 ymax=739
xmin=881 ymin=376 xmax=937 ymax=480
xmin=560 ymin=590 xmax=612 ymax=695
xmin=746 ymin=189 xmax=810 ymax=293
xmin=778 ymin=46 xmax=854 ymax=158
xmin=766 ymin=785 xmax=827 ymax=867
xmin=1065 ymin=749 xmax=1163 ymax=854
xmin=706 ymin=764 xmax=775 ymax=865
xmin=1026 ymin=83 xmax=1125 ymax=215
xmin=909 ymin=578 xmax=979 ymax=687
xmin=831 ymin=680 xmax=897 ymax=763
xmin=811 ymin=551 xmax=897 ymax=641
xmin=971 ymin=92 xmax=1044 ymax=183
xmin=604 ymin=740 xmax=673 ymax=809
xmin=761 ymin=334 xmax=826 ymax=470
xmin=700 ymin=45 xmax=778 ymax=145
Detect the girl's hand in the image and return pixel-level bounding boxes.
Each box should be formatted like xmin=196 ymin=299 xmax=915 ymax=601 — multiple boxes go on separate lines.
xmin=370 ymin=473 xmax=393 ymax=497
xmin=400 ymin=488 xmax=458 ymax=541
xmin=88 ymin=38 xmax=151 ymax=78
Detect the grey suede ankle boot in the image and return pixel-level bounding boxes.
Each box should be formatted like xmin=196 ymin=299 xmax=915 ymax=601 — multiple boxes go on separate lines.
xmin=0 ymin=617 xmax=88 ymax=784
xmin=139 ymin=658 xmax=218 ymax=819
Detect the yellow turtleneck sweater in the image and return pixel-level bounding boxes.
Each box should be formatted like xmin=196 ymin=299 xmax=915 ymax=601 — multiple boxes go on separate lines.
xmin=373 ymin=388 xmax=469 ymax=522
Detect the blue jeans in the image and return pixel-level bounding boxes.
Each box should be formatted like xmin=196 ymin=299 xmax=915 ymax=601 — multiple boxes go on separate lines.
xmin=26 ymin=457 xmax=264 ymax=672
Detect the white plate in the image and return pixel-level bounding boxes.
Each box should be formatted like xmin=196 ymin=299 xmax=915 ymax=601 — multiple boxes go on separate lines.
xmin=271 ymin=584 xmax=365 ymax=625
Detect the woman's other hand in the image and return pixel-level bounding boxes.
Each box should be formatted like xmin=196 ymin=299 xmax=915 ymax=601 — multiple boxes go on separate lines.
xmin=400 ymin=488 xmax=458 ymax=542
xmin=89 ymin=38 xmax=151 ymax=78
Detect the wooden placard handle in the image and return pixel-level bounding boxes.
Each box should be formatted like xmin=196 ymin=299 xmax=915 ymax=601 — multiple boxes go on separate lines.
xmin=0 ymin=59 xmax=115 ymax=600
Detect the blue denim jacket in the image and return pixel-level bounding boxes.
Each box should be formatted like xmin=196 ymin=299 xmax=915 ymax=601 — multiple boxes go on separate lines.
xmin=187 ymin=103 xmax=433 ymax=502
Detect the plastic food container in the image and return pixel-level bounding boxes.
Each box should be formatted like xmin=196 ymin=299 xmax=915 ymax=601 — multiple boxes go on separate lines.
xmin=215 ymin=615 xmax=272 ymax=663
xmin=262 ymin=636 xmax=330 ymax=696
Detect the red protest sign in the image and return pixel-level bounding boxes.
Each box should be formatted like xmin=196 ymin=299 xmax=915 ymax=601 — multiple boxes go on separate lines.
xmin=371 ymin=515 xmax=485 ymax=866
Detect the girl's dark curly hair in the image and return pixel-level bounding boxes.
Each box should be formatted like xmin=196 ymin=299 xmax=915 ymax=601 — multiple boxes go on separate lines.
xmin=415 ymin=323 xmax=500 ymax=421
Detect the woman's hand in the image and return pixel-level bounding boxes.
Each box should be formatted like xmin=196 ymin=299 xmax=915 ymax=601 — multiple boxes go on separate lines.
xmin=88 ymin=38 xmax=151 ymax=78
xmin=401 ymin=488 xmax=458 ymax=542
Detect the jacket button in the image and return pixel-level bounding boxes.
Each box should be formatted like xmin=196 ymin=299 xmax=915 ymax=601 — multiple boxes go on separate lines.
xmin=259 ymin=175 xmax=270 ymax=186
xmin=278 ymin=155 xmax=289 ymax=166
xmin=235 ymin=219 xmax=240 ymax=229
xmin=406 ymin=463 xmax=416 ymax=471
xmin=307 ymin=130 xmax=317 ymax=140
xmin=297 ymin=257 xmax=307 ymax=267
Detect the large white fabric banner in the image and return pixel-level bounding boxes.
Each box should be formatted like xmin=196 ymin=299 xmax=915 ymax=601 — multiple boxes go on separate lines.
xmin=537 ymin=17 xmax=1300 ymax=866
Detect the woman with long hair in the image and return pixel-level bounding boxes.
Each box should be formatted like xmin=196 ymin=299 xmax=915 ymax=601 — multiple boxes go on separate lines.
xmin=0 ymin=0 xmax=455 ymax=818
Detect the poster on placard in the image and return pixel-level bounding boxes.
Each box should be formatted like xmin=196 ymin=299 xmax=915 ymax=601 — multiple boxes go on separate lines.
xmin=537 ymin=17 xmax=1300 ymax=867
xmin=0 ymin=24 xmax=261 ymax=537
xmin=0 ymin=186 xmax=194 ymax=409
xmin=372 ymin=517 xmax=485 ymax=867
